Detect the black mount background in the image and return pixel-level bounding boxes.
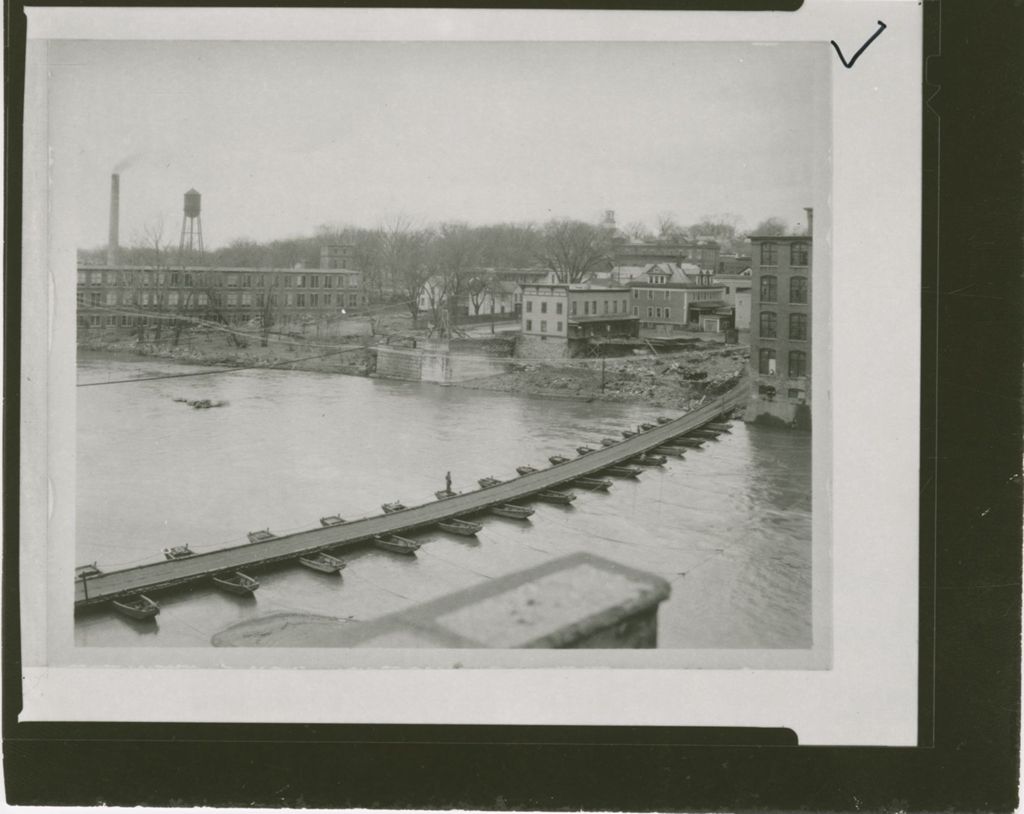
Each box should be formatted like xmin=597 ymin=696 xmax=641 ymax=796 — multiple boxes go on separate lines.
xmin=3 ymin=0 xmax=1021 ymax=809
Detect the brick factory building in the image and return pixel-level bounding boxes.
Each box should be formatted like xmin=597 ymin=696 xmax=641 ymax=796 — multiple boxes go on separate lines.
xmin=745 ymin=232 xmax=812 ymax=428
xmin=609 ymin=238 xmax=721 ymax=274
xmin=76 ymin=264 xmax=365 ymax=333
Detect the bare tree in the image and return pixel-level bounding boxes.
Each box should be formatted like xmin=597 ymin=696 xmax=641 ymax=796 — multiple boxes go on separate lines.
xmin=465 ymin=270 xmax=494 ymax=316
xmin=430 ymin=222 xmax=481 ymax=333
xmin=656 ymin=212 xmax=687 ymax=241
xmin=420 ymin=275 xmax=449 ymax=336
xmin=215 ymin=237 xmax=267 ymax=268
xmin=350 ymin=229 xmax=386 ymax=304
xmin=170 ymin=282 xmax=198 ymax=347
xmin=535 ymin=219 xmax=612 ymax=284
xmin=194 ymin=270 xmax=246 ymax=348
xmin=380 ymin=216 xmax=434 ymax=325
xmin=751 ymin=217 xmax=788 ymax=236
xmin=689 ymin=213 xmax=742 ymax=244
xmin=125 ymin=220 xmax=170 ymax=340
xmin=485 ymin=275 xmax=509 ymax=333
xmin=256 ymin=274 xmax=281 ymax=347
xmin=145 ymin=219 xmax=165 ymax=263
xmin=623 ymin=221 xmax=654 ymax=241
xmin=150 ymin=268 xmax=170 ymax=343
xmin=476 ymin=222 xmax=542 ymax=269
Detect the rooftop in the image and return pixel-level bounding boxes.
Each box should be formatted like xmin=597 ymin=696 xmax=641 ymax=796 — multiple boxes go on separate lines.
xmin=522 ymin=282 xmax=627 ymax=293
xmin=614 ymin=238 xmax=721 ymax=249
xmin=612 ymin=262 xmax=702 ymax=280
xmin=627 ymin=262 xmax=721 ymax=288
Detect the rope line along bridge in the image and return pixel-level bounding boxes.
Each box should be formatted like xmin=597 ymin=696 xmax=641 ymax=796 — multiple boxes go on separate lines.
xmin=75 ymin=380 xmax=751 ymax=611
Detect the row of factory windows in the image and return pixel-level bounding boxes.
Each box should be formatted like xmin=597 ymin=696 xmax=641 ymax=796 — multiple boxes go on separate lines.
xmin=758 ymin=349 xmax=808 ymax=378
xmin=759 ymin=243 xmax=810 ymax=267
xmin=83 ymin=315 xmax=145 ymax=327
xmin=525 ymin=299 xmax=631 ymax=316
xmin=77 ymin=270 xmax=360 ymax=289
xmin=78 ymin=291 xmax=361 ymax=308
xmin=758 ymin=276 xmax=808 ymax=304
xmin=632 ymin=288 xmax=720 ymax=301
xmin=759 ymin=312 xmax=808 ymax=340
xmin=525 ymin=320 xmax=564 ymax=334
xmin=82 ymin=314 xmax=285 ymax=328
xmin=527 ymin=306 xmax=696 ymax=324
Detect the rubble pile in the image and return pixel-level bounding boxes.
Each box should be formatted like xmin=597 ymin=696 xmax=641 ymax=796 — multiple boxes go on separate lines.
xmin=77 ymin=332 xmax=374 ymax=376
xmin=458 ymin=344 xmax=750 ymax=406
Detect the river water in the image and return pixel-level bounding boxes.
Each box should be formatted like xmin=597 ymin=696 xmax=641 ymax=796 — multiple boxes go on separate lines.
xmin=75 ymin=355 xmax=812 ymax=649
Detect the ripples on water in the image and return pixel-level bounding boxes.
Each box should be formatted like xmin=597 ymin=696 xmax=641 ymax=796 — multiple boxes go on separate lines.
xmin=75 ymin=355 xmax=812 ymax=649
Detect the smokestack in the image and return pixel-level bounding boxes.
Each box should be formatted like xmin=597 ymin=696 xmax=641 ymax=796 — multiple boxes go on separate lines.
xmin=107 ymin=173 xmax=120 ymax=265
xmin=803 ymin=206 xmax=814 ymax=237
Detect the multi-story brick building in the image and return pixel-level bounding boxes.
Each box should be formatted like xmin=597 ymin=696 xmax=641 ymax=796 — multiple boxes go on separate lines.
xmin=609 ymin=239 xmax=720 ymax=273
xmin=745 ymin=234 xmax=812 ymax=428
xmin=76 ymin=264 xmax=365 ymax=332
xmin=520 ymin=282 xmax=637 ymax=342
xmin=624 ymin=263 xmax=731 ymax=334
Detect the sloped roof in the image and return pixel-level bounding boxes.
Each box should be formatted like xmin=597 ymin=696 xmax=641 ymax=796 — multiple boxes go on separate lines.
xmin=627 ymin=262 xmax=706 ymax=285
xmin=607 ymin=265 xmax=650 ymax=281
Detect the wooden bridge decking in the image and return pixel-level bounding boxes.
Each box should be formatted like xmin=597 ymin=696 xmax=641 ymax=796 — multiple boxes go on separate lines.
xmin=75 ymin=381 xmax=750 ymax=608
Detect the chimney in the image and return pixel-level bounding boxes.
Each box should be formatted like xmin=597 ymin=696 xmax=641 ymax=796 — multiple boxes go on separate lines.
xmin=803 ymin=206 xmax=814 ymax=237
xmin=107 ymin=173 xmax=120 ymax=265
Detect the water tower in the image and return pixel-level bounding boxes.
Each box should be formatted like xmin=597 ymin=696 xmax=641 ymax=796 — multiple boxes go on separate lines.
xmin=178 ymin=188 xmax=204 ymax=258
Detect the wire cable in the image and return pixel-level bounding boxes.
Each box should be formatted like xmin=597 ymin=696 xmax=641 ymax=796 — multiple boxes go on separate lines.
xmin=77 ymin=349 xmax=352 ymax=387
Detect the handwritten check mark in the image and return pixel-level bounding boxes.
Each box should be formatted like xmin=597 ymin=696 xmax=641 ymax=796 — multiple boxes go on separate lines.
xmin=831 ymin=21 xmax=887 ymax=69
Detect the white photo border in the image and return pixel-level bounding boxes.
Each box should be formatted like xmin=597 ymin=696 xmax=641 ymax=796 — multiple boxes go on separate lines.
xmin=19 ymin=3 xmax=920 ymax=746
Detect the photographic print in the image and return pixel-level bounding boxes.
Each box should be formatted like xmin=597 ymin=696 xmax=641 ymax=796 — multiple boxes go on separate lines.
xmin=62 ymin=39 xmax=829 ymax=654
xmin=17 ymin=2 xmax=929 ymax=744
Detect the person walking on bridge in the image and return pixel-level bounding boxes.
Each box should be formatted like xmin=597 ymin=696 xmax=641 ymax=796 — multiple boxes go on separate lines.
xmin=445 ymin=470 xmax=452 ymax=495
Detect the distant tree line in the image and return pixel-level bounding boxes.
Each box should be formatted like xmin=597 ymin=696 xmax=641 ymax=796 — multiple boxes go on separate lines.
xmin=78 ymin=212 xmax=803 ymax=318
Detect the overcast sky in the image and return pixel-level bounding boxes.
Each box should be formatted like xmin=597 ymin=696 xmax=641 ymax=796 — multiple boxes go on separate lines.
xmin=50 ymin=40 xmax=828 ymax=250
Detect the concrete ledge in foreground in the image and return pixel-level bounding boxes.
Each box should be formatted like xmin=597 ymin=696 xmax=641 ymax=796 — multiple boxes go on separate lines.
xmin=212 ymin=552 xmax=671 ymax=648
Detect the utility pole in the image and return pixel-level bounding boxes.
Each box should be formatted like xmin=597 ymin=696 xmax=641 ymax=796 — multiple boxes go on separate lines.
xmin=601 ymin=357 xmax=606 ymax=391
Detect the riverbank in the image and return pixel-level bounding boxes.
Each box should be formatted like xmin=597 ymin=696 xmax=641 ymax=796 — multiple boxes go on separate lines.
xmin=453 ymin=343 xmax=750 ymax=409
xmin=78 ymin=331 xmax=374 ymax=376
xmin=78 ymin=330 xmax=750 ymax=406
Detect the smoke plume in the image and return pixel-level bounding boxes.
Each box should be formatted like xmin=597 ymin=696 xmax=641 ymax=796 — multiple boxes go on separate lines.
xmin=112 ymin=153 xmax=143 ymax=174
